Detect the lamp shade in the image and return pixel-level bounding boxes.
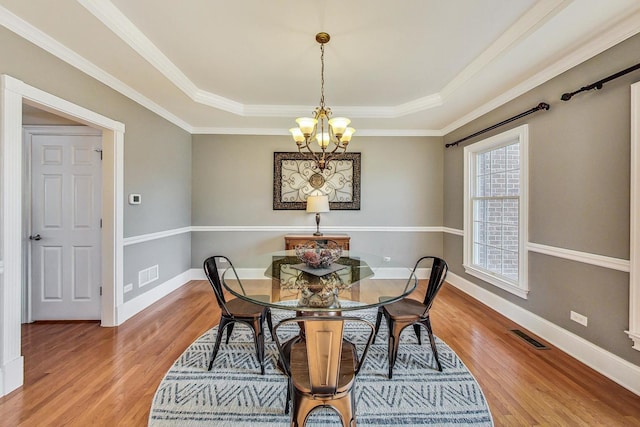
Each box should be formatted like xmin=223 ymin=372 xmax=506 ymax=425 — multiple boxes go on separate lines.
xmin=341 ymin=127 xmax=355 ymax=143
xmin=289 ymin=127 xmax=305 ymax=143
xmin=296 ymin=117 xmax=317 ymax=135
xmin=316 ymin=132 xmax=330 ymax=148
xmin=328 ymin=117 xmax=350 ymax=135
xmin=306 ymin=194 xmax=330 ymax=213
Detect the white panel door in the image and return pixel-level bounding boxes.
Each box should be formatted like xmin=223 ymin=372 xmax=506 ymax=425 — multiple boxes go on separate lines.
xmin=30 ymin=130 xmax=102 ymax=320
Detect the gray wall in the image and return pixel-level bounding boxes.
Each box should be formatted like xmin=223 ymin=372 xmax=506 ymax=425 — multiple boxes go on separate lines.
xmin=191 ymin=134 xmax=444 ymax=266
xmin=443 ymin=32 xmax=640 ymax=364
xmin=6 ymin=14 xmax=637 ymax=367
xmin=0 ymin=26 xmax=192 ymax=302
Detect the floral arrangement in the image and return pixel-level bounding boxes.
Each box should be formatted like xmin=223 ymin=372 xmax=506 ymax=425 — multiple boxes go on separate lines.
xmin=295 ymin=241 xmax=342 ymax=269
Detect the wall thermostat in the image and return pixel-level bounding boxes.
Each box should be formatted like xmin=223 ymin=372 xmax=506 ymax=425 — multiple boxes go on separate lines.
xmin=128 ymin=194 xmax=141 ymax=205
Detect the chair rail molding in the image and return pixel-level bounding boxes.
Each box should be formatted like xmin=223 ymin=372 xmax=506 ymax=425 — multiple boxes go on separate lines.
xmin=123 ymin=226 xmax=191 ymax=246
xmin=629 ymin=81 xmax=640 ymax=351
xmin=527 ymin=242 xmax=630 ymax=273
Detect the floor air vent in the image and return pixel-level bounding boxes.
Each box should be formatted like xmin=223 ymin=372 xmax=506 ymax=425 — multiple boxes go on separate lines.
xmin=510 ymin=329 xmax=549 ymax=350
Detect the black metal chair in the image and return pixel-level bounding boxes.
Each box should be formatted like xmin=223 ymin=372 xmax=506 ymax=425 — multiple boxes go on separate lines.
xmin=203 ymin=255 xmax=274 ymax=374
xmin=273 ymin=316 xmax=375 ymax=427
xmin=374 ymin=256 xmax=448 ymax=378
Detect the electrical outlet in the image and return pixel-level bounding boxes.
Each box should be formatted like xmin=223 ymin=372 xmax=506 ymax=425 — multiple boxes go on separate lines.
xmin=124 ymin=283 xmax=133 ymax=293
xmin=570 ymin=310 xmax=588 ymax=326
xmin=383 ymin=256 xmax=391 ymax=262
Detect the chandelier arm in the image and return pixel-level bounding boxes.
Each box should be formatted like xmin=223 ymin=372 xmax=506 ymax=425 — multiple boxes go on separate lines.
xmin=301 ymin=138 xmax=325 ymax=164
xmin=299 ymin=148 xmax=324 ymax=171
xmin=290 ymin=32 xmax=353 ymax=173
xmin=321 ymin=149 xmax=346 ymax=167
xmin=326 ymin=142 xmax=343 ymax=156
xmin=300 ymin=138 xmax=319 ymax=156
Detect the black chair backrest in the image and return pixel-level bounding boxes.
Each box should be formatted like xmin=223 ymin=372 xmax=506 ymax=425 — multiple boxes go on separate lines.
xmin=415 ymin=256 xmax=449 ymax=312
xmin=203 ymin=256 xmax=232 ymax=316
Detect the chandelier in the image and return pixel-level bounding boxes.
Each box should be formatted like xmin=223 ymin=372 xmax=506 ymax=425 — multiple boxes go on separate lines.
xmin=289 ymin=32 xmax=355 ymax=172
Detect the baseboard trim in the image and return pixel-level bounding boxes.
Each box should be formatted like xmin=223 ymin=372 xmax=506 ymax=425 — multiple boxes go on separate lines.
xmin=0 ymin=355 xmax=24 ymax=397
xmin=446 ymin=272 xmax=640 ymax=396
xmin=117 ymin=270 xmax=197 ymax=324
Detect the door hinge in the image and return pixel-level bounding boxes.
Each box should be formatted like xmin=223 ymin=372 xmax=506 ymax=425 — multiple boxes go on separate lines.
xmin=99 ymin=286 xmax=102 ymax=296
xmin=100 ymin=218 xmax=102 ymax=228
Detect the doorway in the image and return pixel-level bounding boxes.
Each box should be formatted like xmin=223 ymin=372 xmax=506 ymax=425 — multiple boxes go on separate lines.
xmin=23 ymin=125 xmax=103 ymax=321
xmin=1 ymin=74 xmax=124 ymax=396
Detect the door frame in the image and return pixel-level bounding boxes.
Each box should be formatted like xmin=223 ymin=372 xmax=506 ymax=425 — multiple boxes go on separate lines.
xmin=1 ymin=74 xmax=125 ymax=396
xmin=629 ymin=81 xmax=640 ymax=350
xmin=23 ymin=125 xmax=104 ymax=323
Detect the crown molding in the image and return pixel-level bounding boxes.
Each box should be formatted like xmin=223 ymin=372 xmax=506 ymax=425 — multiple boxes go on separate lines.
xmin=440 ymin=0 xmax=570 ymax=101
xmin=78 ymin=0 xmax=447 ymax=119
xmin=190 ymin=127 xmax=443 ymax=137
xmin=441 ymin=7 xmax=640 ymax=135
xmin=0 ymin=4 xmax=193 ymax=133
xmin=78 ymin=0 xmax=243 ymax=116
xmin=4 ymin=1 xmax=640 ymax=136
xmin=74 ymin=0 xmax=563 ymax=122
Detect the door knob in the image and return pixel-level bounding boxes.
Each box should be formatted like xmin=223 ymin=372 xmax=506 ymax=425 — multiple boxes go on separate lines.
xmin=29 ymin=234 xmax=42 ymax=241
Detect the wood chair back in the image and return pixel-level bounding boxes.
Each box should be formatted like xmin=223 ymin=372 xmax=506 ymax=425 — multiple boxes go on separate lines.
xmin=274 ymin=316 xmax=375 ymax=426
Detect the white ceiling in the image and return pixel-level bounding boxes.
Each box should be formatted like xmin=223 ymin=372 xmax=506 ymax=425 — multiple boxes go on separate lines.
xmin=2 ymin=0 xmax=640 ymax=136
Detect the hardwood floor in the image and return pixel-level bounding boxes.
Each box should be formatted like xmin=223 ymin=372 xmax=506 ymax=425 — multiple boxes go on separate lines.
xmin=1 ymin=280 xmax=639 ymax=426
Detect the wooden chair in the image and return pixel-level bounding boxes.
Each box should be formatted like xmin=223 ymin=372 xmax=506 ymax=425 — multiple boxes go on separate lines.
xmin=374 ymin=256 xmax=448 ymax=378
xmin=273 ymin=316 xmax=375 ymax=427
xmin=203 ymin=256 xmax=274 ymax=374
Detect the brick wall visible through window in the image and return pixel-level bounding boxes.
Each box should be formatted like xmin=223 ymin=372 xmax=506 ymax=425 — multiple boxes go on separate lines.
xmin=463 ymin=124 xmax=528 ymax=298
xmin=472 ymin=143 xmax=519 ymax=281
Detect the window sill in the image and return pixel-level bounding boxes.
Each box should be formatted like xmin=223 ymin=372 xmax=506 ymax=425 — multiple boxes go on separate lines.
xmin=463 ymin=265 xmax=528 ymax=299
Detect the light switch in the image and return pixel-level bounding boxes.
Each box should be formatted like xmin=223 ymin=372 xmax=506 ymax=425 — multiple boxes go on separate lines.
xmin=128 ymin=194 xmax=141 ymax=205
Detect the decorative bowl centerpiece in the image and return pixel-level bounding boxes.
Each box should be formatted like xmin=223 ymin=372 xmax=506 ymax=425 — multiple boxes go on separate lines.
xmin=295 ymin=240 xmax=342 ymax=269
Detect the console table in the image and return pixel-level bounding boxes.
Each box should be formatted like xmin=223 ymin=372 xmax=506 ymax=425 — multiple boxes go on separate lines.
xmin=284 ymin=234 xmax=350 ymax=250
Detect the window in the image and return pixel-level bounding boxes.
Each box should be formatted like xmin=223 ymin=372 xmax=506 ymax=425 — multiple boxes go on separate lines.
xmin=463 ymin=125 xmax=528 ymax=298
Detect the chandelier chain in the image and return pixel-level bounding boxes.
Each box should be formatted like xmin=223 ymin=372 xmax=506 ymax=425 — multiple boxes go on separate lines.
xmin=319 ymin=42 xmax=325 ymax=109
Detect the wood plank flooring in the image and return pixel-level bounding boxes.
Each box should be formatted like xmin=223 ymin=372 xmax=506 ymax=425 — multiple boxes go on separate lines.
xmin=1 ymin=280 xmax=639 ymax=426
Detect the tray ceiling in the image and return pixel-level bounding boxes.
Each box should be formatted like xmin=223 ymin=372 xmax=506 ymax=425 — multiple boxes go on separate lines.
xmin=2 ymin=0 xmax=640 ymax=134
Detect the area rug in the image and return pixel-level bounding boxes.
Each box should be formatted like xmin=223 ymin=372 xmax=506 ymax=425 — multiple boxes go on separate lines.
xmin=149 ymin=308 xmax=493 ymax=426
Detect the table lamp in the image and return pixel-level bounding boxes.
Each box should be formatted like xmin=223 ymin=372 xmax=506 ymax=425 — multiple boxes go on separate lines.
xmin=306 ymin=194 xmax=330 ymax=236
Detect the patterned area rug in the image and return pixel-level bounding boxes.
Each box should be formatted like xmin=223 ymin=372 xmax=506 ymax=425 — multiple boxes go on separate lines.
xmin=149 ymin=308 xmax=493 ymax=426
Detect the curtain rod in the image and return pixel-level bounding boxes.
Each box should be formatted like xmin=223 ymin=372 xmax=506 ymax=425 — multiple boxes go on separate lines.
xmin=561 ymin=62 xmax=640 ymax=101
xmin=445 ymin=102 xmax=549 ymax=148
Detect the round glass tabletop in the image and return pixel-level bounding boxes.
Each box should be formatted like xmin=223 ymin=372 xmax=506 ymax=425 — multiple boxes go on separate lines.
xmin=222 ymin=250 xmax=417 ymax=312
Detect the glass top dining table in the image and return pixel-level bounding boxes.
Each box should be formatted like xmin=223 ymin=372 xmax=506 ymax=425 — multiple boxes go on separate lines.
xmin=222 ymin=250 xmax=418 ymax=312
